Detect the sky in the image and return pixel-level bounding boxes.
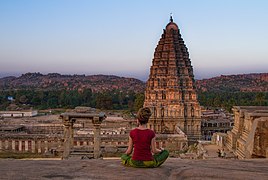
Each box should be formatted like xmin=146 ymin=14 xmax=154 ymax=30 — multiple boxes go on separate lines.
xmin=0 ymin=0 xmax=268 ymax=81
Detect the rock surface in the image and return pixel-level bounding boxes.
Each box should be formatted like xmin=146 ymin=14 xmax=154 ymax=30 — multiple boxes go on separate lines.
xmin=0 ymin=158 xmax=268 ymax=179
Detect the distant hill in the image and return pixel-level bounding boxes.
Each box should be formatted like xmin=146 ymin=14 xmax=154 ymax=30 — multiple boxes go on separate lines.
xmin=0 ymin=72 xmax=267 ymax=93
xmin=0 ymin=72 xmax=145 ymax=93
xmin=195 ymin=73 xmax=268 ymax=92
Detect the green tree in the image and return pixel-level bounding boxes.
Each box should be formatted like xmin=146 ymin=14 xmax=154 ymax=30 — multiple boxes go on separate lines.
xmin=81 ymin=89 xmax=93 ymax=106
xmin=134 ymin=93 xmax=145 ymax=112
xmin=59 ymin=90 xmax=68 ymax=107
xmin=96 ymin=93 xmax=113 ymax=109
xmin=45 ymin=91 xmax=60 ymax=108
xmin=255 ymin=92 xmax=265 ymax=106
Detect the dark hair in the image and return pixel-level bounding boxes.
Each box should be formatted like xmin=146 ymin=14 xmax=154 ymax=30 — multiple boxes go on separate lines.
xmin=137 ymin=107 xmax=152 ymax=125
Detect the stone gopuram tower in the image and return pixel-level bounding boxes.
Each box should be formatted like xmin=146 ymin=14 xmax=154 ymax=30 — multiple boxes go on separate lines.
xmin=144 ymin=16 xmax=201 ymax=142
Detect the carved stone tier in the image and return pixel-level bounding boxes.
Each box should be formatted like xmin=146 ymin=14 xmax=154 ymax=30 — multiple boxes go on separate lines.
xmin=226 ymin=106 xmax=268 ymax=159
xmin=144 ymin=16 xmax=201 ymax=142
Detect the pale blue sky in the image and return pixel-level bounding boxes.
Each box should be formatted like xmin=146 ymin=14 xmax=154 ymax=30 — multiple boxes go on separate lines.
xmin=0 ymin=0 xmax=267 ymax=80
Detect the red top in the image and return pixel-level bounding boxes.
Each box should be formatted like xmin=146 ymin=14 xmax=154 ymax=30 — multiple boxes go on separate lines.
xmin=130 ymin=128 xmax=155 ymax=161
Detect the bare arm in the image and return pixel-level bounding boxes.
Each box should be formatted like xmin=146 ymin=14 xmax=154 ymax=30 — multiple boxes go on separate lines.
xmin=125 ymin=136 xmax=133 ymax=155
xmin=151 ymin=137 xmax=162 ymax=154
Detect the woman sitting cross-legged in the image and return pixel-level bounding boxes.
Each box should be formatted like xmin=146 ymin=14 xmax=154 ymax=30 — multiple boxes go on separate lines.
xmin=121 ymin=107 xmax=169 ymax=168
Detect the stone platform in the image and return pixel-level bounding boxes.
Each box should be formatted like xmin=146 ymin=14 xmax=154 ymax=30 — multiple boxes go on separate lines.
xmin=0 ymin=158 xmax=268 ymax=179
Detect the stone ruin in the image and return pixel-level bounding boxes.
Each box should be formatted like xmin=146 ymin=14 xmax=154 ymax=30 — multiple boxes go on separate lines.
xmin=58 ymin=106 xmax=188 ymax=159
xmin=226 ymin=106 xmax=268 ymax=159
xmin=59 ymin=107 xmax=106 ymax=159
xmin=0 ymin=106 xmax=188 ymax=159
xmin=212 ymin=106 xmax=268 ymax=159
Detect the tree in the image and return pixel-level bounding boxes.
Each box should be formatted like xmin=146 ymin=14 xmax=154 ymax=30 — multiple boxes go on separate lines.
xmin=96 ymin=93 xmax=113 ymax=109
xmin=255 ymin=92 xmax=265 ymax=106
xmin=81 ymin=89 xmax=93 ymax=106
xmin=31 ymin=91 xmax=44 ymax=106
xmin=46 ymin=91 xmax=60 ymax=108
xmin=134 ymin=93 xmax=145 ymax=112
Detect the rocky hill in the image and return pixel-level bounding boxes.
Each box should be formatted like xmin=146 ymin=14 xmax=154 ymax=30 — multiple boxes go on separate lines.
xmin=0 ymin=72 xmax=145 ymax=93
xmin=1 ymin=72 xmax=267 ymax=93
xmin=195 ymin=73 xmax=268 ymax=92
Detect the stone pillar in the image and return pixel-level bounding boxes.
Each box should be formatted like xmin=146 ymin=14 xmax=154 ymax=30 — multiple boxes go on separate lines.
xmin=70 ymin=124 xmax=75 ymax=149
xmin=19 ymin=141 xmax=22 ymax=152
xmin=12 ymin=140 xmax=15 ymax=151
xmin=93 ymin=121 xmax=101 ymax=159
xmin=160 ymin=141 xmax=163 ymax=148
xmin=60 ymin=111 xmax=106 ymax=159
xmin=44 ymin=140 xmax=48 ymax=153
xmin=37 ymin=141 xmax=41 ymax=153
xmin=0 ymin=140 xmax=2 ymax=150
xmin=5 ymin=140 xmax=9 ymax=150
xmin=25 ymin=141 xmax=29 ymax=152
xmin=31 ymin=140 xmax=36 ymax=153
xmin=62 ymin=117 xmax=76 ymax=159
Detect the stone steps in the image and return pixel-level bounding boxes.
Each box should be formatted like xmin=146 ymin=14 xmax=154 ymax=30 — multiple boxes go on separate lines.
xmin=69 ymin=149 xmax=94 ymax=159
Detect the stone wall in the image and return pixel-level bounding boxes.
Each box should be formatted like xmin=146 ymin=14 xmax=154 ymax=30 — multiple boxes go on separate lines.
xmin=226 ymin=106 xmax=268 ymax=159
xmin=0 ymin=133 xmax=187 ymax=157
xmin=0 ymin=135 xmax=61 ymax=154
xmin=0 ymin=110 xmax=38 ymax=117
xmin=0 ymin=109 xmax=188 ymax=158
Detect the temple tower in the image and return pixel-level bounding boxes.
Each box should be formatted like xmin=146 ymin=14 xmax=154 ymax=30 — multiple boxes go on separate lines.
xmin=144 ymin=16 xmax=201 ymax=142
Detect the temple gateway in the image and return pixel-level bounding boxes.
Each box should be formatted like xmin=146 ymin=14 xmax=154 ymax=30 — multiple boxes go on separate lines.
xmin=144 ymin=16 xmax=201 ymax=142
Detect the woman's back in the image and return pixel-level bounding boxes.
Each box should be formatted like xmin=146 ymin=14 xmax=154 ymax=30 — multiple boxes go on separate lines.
xmin=121 ymin=107 xmax=169 ymax=168
xmin=130 ymin=128 xmax=155 ymax=161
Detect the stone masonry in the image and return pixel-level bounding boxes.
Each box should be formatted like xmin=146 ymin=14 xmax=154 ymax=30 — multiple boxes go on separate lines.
xmin=144 ymin=16 xmax=201 ymax=142
xmin=226 ymin=106 xmax=268 ymax=159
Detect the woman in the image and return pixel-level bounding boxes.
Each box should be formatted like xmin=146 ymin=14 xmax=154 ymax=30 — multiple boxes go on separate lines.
xmin=121 ymin=107 xmax=169 ymax=168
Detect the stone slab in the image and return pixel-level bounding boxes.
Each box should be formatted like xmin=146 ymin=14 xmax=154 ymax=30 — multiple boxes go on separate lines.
xmin=0 ymin=158 xmax=267 ymax=179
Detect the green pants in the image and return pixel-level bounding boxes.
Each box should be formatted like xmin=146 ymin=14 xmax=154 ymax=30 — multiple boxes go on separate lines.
xmin=121 ymin=150 xmax=169 ymax=168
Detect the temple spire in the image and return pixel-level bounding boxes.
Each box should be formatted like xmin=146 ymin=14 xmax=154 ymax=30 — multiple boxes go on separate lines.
xmin=170 ymin=13 xmax=173 ymax=22
xmin=144 ymin=16 xmax=201 ymax=141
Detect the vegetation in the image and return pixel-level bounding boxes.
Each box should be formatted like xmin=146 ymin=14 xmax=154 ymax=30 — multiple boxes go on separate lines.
xmin=0 ymin=88 xmax=266 ymax=114
xmin=1 ymin=73 xmax=267 ymax=113
xmin=197 ymin=92 xmax=268 ymax=112
xmin=0 ymin=89 xmax=144 ymax=112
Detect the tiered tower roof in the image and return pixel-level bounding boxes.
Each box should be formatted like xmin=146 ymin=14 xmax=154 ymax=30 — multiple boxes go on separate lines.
xmin=144 ymin=16 xmax=201 ymax=140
